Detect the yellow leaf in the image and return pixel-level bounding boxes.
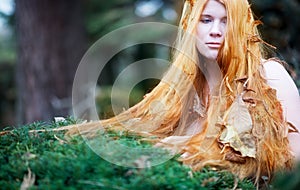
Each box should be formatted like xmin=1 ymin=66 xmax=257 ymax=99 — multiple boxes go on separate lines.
xmin=224 ymin=96 xmax=252 ymax=133
xmin=219 ymin=96 xmax=256 ymax=158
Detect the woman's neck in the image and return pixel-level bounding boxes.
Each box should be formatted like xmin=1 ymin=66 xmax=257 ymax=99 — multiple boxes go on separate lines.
xmin=198 ymin=54 xmax=222 ymax=95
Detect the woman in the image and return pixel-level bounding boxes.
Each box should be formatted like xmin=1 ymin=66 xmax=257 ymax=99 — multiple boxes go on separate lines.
xmin=67 ymin=0 xmax=300 ymax=184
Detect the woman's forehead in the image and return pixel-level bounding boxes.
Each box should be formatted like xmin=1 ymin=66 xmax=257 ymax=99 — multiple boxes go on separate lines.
xmin=201 ymin=0 xmax=226 ymax=16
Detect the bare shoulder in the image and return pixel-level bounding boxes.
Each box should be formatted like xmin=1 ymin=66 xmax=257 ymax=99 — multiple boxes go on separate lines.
xmin=262 ymin=58 xmax=300 ymax=124
xmin=263 ymin=59 xmax=290 ymax=79
xmin=263 ymin=60 xmax=300 ymax=124
xmin=262 ymin=59 xmax=298 ymax=95
xmin=263 ymin=59 xmax=300 ymax=159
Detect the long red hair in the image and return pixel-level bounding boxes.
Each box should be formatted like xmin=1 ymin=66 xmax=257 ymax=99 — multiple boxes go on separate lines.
xmin=67 ymin=0 xmax=294 ymax=184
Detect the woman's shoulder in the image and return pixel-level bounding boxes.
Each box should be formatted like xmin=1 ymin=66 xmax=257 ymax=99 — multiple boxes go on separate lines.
xmin=262 ymin=58 xmax=289 ymax=78
xmin=262 ymin=58 xmax=300 ymax=159
xmin=262 ymin=58 xmax=297 ymax=91
xmin=262 ymin=57 xmax=300 ymax=125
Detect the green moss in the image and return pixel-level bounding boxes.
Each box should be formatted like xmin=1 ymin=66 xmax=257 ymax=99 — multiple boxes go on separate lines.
xmin=0 ymin=119 xmax=255 ymax=189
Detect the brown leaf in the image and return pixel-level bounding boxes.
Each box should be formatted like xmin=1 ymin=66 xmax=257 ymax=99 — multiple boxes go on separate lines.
xmin=201 ymin=177 xmax=220 ymax=187
xmin=220 ymin=127 xmax=256 ymax=158
xmin=224 ymin=148 xmax=246 ymax=164
xmin=223 ymin=96 xmax=253 ymax=133
xmin=219 ymin=96 xmax=256 ymax=158
xmin=287 ymin=121 xmax=299 ymax=133
xmin=0 ymin=130 xmax=11 ymax=136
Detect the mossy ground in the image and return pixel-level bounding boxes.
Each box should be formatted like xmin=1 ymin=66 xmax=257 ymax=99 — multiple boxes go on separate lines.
xmin=1 ymin=118 xmax=294 ymax=189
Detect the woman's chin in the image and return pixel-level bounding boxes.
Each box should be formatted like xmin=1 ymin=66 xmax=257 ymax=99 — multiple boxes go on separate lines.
xmin=207 ymin=50 xmax=219 ymax=60
xmin=203 ymin=53 xmax=218 ymax=61
xmin=197 ymin=46 xmax=219 ymax=61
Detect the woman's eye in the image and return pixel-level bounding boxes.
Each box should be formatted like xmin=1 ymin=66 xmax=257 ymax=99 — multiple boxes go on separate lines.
xmin=200 ymin=18 xmax=212 ymax=24
xmin=221 ymin=18 xmax=227 ymax=24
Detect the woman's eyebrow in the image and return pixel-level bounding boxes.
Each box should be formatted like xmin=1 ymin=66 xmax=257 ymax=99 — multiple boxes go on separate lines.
xmin=200 ymin=14 xmax=213 ymax=18
xmin=200 ymin=14 xmax=227 ymax=19
xmin=200 ymin=14 xmax=212 ymax=17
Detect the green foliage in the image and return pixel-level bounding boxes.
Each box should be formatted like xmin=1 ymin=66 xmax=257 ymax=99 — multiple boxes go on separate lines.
xmin=83 ymin=0 xmax=138 ymax=42
xmin=270 ymin=164 xmax=300 ymax=190
xmin=0 ymin=119 xmax=255 ymax=189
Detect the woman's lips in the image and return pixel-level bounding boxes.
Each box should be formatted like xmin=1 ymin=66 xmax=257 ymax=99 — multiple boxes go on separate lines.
xmin=206 ymin=42 xmax=221 ymax=49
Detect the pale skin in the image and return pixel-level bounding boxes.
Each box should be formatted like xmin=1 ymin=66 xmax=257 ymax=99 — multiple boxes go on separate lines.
xmin=196 ymin=0 xmax=300 ymax=158
xmin=263 ymin=60 xmax=300 ymax=159
xmin=196 ymin=0 xmax=226 ymax=60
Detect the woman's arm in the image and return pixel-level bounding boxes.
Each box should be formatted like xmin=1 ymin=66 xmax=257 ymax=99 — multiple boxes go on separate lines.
xmin=263 ymin=60 xmax=300 ymax=159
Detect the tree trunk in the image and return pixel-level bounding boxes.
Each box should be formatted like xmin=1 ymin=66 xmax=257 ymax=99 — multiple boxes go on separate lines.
xmin=15 ymin=0 xmax=87 ymax=124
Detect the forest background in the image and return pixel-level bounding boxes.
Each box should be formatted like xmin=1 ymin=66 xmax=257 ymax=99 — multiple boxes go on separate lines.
xmin=0 ymin=0 xmax=300 ymax=129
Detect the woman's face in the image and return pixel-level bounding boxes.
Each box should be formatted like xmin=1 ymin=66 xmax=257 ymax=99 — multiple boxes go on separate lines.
xmin=196 ymin=0 xmax=227 ymax=60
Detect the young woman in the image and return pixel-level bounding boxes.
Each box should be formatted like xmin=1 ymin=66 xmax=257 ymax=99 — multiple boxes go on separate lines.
xmin=67 ymin=0 xmax=300 ymax=184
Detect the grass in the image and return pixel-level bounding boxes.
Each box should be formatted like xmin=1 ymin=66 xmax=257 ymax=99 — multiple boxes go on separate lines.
xmin=0 ymin=118 xmax=259 ymax=189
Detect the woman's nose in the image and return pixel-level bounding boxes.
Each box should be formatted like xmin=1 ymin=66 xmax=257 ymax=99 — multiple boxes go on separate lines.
xmin=210 ymin=21 xmax=222 ymax=37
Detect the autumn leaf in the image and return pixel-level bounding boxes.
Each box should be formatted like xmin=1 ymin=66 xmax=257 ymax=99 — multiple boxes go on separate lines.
xmin=223 ymin=96 xmax=252 ymax=133
xmin=224 ymin=148 xmax=246 ymax=164
xmin=287 ymin=121 xmax=299 ymax=133
xmin=219 ymin=96 xmax=256 ymax=158
xmin=20 ymin=168 xmax=35 ymax=190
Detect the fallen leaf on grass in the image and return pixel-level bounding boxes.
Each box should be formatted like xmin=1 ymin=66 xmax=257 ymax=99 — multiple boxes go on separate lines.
xmin=20 ymin=168 xmax=35 ymax=190
xmin=201 ymin=176 xmax=219 ymax=187
xmin=54 ymin=134 xmax=68 ymax=144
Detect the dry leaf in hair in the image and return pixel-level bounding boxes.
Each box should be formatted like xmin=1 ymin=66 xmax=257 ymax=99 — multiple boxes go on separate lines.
xmin=219 ymin=96 xmax=256 ymax=158
xmin=224 ymin=147 xmax=247 ymax=164
xmin=287 ymin=121 xmax=299 ymax=133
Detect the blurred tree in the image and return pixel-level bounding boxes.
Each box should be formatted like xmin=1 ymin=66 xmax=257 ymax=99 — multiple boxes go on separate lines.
xmin=84 ymin=0 xmax=137 ymax=86
xmin=251 ymin=0 xmax=300 ymax=86
xmin=84 ymin=0 xmax=178 ymax=86
xmin=82 ymin=0 xmax=178 ymax=118
xmin=15 ymin=0 xmax=87 ymax=124
xmin=0 ymin=6 xmax=16 ymax=127
xmin=0 ymin=61 xmax=15 ymax=127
